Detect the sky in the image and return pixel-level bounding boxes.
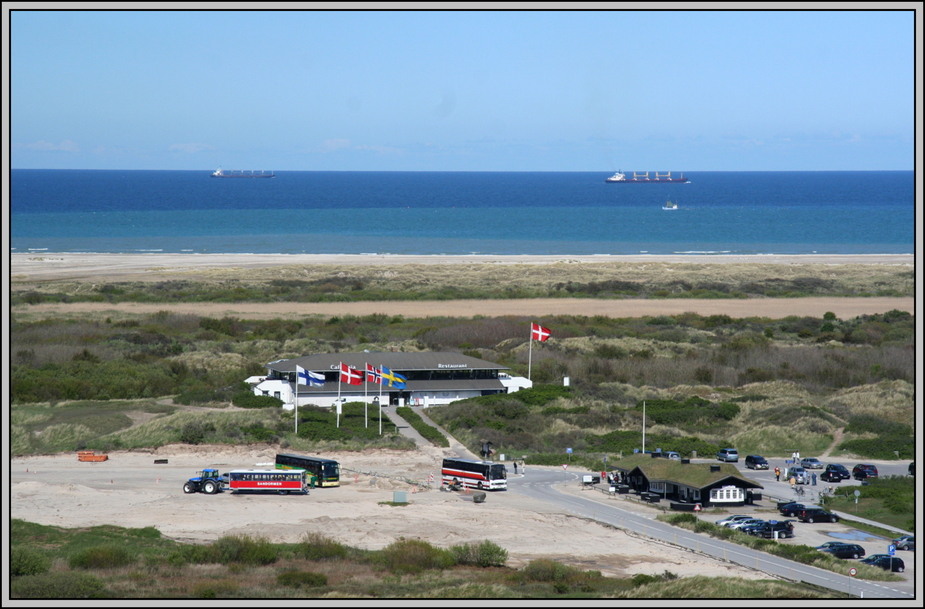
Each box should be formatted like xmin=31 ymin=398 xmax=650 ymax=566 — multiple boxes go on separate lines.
xmin=7 ymin=6 xmax=919 ymax=172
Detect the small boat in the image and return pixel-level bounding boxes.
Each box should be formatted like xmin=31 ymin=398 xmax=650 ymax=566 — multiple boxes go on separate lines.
xmin=662 ymin=199 xmax=678 ymax=210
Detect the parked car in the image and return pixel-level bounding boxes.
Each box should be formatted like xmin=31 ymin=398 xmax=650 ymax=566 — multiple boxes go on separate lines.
xmin=716 ymin=448 xmax=739 ymax=462
xmin=817 ymin=541 xmax=850 ymax=550
xmin=727 ymin=518 xmax=764 ymax=530
xmin=787 ymin=466 xmax=808 ymax=484
xmin=749 ymin=520 xmax=795 ymax=539
xmin=892 ymin=535 xmax=915 ymax=551
xmin=715 ymin=514 xmax=753 ymax=527
xmin=852 ymin=464 xmax=879 ymax=480
xmin=744 ymin=455 xmax=769 ymax=470
xmin=664 ymin=451 xmax=681 ymax=461
xmin=860 ymin=554 xmax=905 ymax=573
xmin=738 ymin=520 xmax=767 ymax=535
xmin=798 ymin=508 xmax=839 ymax=523
xmin=800 ymin=457 xmax=824 ymax=469
xmin=778 ymin=502 xmax=808 ymax=517
xmin=820 ymin=463 xmax=851 ymax=483
xmin=818 ymin=543 xmax=866 ymax=559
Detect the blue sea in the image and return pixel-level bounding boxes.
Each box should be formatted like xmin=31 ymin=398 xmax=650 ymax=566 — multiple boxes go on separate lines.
xmin=9 ymin=170 xmax=915 ymax=256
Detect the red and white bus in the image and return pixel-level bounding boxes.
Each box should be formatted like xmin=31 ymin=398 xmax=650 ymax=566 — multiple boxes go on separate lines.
xmin=441 ymin=458 xmax=507 ymax=491
xmin=227 ymin=469 xmax=309 ymax=495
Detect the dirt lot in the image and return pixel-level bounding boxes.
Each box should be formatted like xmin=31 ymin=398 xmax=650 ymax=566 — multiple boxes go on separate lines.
xmin=10 ymin=445 xmax=773 ymax=580
xmin=9 ymin=446 xmax=913 ymax=584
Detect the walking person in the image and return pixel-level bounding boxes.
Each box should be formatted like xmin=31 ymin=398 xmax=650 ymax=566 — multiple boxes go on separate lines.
xmin=513 ymin=461 xmax=518 ymax=475
xmin=774 ymin=466 xmax=781 ymax=482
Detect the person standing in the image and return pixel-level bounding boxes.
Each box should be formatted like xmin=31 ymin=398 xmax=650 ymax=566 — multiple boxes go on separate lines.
xmin=812 ymin=472 xmax=817 ymax=486
xmin=774 ymin=466 xmax=781 ymax=482
xmin=513 ymin=461 xmax=518 ymax=475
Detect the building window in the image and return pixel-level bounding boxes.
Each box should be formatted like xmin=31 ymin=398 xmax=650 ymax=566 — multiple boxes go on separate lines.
xmin=709 ymin=485 xmax=744 ymax=502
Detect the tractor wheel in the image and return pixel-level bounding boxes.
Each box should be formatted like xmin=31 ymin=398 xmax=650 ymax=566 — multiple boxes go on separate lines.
xmin=203 ymin=481 xmax=217 ymax=494
xmin=183 ymin=482 xmax=195 ymax=494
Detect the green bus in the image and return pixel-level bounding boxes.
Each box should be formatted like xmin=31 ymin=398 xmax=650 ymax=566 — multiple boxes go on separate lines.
xmin=275 ymin=453 xmax=340 ymax=488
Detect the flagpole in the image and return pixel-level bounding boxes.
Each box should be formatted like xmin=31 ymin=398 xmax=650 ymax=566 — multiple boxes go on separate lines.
xmin=337 ymin=362 xmax=342 ymax=429
xmin=293 ymin=372 xmax=299 ymax=435
xmin=378 ymin=368 xmax=383 ymax=435
xmin=364 ymin=362 xmax=369 ymax=428
xmin=528 ymin=326 xmax=534 ymax=381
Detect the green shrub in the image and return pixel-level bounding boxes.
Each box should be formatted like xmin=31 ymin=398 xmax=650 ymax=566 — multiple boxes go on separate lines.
xmin=377 ymin=538 xmax=454 ymax=574
xmin=11 ymin=572 xmax=108 ymax=598
xmin=232 ymin=392 xmax=283 ymax=409
xmin=522 ymin=558 xmax=579 ymax=582
xmin=277 ymin=570 xmax=328 ymax=588
xmin=296 ymin=533 xmax=349 ymax=561
xmin=211 ymin=535 xmax=278 ymax=565
xmin=449 ymin=540 xmax=509 ymax=567
xmin=69 ymin=544 xmax=136 ymax=570
xmin=10 ymin=546 xmax=52 ymax=576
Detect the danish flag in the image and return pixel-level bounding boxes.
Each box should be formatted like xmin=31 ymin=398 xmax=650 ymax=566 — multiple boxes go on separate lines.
xmin=531 ymin=323 xmax=551 ymax=342
xmin=366 ymin=363 xmax=382 ymax=384
xmin=340 ymin=363 xmax=363 ymax=385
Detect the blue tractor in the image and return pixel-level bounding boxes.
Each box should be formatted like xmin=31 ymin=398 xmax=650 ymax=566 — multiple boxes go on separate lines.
xmin=183 ymin=468 xmax=225 ymax=494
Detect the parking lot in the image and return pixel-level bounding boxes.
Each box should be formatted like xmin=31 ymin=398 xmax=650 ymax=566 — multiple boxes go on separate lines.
xmin=688 ymin=455 xmax=915 ymax=581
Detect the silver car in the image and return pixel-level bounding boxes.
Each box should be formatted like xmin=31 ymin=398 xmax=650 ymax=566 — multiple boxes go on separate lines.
xmin=788 ymin=466 xmax=808 ymax=484
xmin=801 ymin=457 xmax=824 ymax=469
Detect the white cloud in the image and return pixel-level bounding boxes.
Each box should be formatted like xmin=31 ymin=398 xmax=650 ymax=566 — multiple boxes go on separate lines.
xmin=169 ymin=143 xmax=214 ymax=154
xmin=20 ymin=139 xmax=80 ymax=152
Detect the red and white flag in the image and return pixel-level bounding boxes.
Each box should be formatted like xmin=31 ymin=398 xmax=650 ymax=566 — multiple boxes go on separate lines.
xmin=365 ymin=363 xmax=382 ymax=384
xmin=340 ymin=363 xmax=363 ymax=385
xmin=531 ymin=322 xmax=551 ymax=342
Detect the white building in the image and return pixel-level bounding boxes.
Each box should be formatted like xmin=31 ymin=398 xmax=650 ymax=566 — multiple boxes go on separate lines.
xmin=249 ymin=351 xmax=532 ymax=410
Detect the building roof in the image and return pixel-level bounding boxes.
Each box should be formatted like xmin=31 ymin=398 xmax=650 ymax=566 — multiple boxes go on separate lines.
xmin=612 ymin=454 xmax=763 ymax=490
xmin=267 ymin=351 xmax=509 ymax=373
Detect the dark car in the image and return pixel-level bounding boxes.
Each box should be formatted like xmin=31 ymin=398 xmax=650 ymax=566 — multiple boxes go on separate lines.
xmin=852 ymin=464 xmax=879 ymax=480
xmin=818 ymin=543 xmax=866 ymax=559
xmin=892 ymin=535 xmax=915 ymax=551
xmin=798 ymin=508 xmax=839 ymax=523
xmin=744 ymin=455 xmax=769 ymax=470
xmin=820 ymin=463 xmax=851 ymax=483
xmin=749 ymin=520 xmax=795 ymax=539
xmin=860 ymin=554 xmax=905 ymax=573
xmin=778 ymin=502 xmax=808 ymax=517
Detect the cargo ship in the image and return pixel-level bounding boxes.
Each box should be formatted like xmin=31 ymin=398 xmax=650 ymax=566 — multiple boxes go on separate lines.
xmin=605 ymin=171 xmax=689 ymax=183
xmin=211 ymin=168 xmax=275 ymax=178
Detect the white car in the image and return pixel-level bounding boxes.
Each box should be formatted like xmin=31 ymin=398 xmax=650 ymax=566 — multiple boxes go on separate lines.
xmin=727 ymin=518 xmax=764 ymax=530
xmin=715 ymin=514 xmax=752 ymax=527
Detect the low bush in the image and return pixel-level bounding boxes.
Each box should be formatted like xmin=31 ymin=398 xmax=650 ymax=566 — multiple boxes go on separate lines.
xmin=10 ymin=572 xmax=109 ymax=599
xmin=277 ymin=570 xmax=328 ymax=588
xmin=295 ymin=533 xmax=349 ymax=561
xmin=376 ymin=538 xmax=454 ymax=574
xmin=10 ymin=546 xmax=52 ymax=576
xmin=69 ymin=544 xmax=136 ymax=570
xmin=449 ymin=540 xmax=509 ymax=567
xmin=211 ymin=535 xmax=278 ymax=566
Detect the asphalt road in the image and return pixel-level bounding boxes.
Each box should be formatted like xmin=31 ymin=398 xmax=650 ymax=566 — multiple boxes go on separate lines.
xmin=506 ymin=466 xmax=915 ymax=600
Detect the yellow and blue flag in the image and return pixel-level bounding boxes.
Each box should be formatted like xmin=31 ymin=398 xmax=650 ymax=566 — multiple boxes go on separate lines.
xmin=379 ymin=366 xmax=407 ymax=389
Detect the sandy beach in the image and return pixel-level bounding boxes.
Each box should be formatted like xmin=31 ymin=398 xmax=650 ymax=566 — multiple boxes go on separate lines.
xmin=10 ymin=252 xmax=917 ymax=280
xmin=10 ymin=252 xmax=916 ymax=320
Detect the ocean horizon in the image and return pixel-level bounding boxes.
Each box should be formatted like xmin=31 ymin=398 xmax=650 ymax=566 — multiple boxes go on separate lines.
xmin=10 ymin=169 xmax=915 ymax=256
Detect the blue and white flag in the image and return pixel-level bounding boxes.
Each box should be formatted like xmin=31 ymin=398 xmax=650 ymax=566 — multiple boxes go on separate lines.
xmin=296 ymin=365 xmax=325 ymax=386
xmin=380 ymin=366 xmax=407 ymax=389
